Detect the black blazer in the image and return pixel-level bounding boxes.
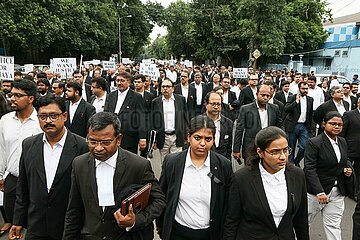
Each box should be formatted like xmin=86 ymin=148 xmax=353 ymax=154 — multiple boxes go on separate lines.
xmin=274 ymin=91 xmax=293 ymax=105
xmin=63 ymin=148 xmax=166 ymax=240
xmin=313 ymin=100 xmax=350 ymax=125
xmin=174 ymin=84 xmax=197 ymax=120
xmin=104 ymin=89 xmax=147 ymax=149
xmin=223 ymin=164 xmax=309 ymax=240
xmin=157 ymin=150 xmax=233 ymax=240
xmin=84 ymin=83 xmax=93 ymax=103
xmin=304 ymin=133 xmax=352 ymax=195
xmin=215 ymin=115 xmax=234 ymax=160
xmin=13 ymin=132 xmax=88 ymax=239
xmin=342 ymin=109 xmax=360 ymax=160
xmin=151 ymin=94 xmax=188 ymax=149
xmin=222 ymin=90 xmax=239 ymax=121
xmin=65 ymin=99 xmax=96 ymax=138
xmin=283 ymin=95 xmax=314 ymax=133
xmin=142 ymin=91 xmax=155 ymax=131
xmin=238 ymin=86 xmax=256 ymax=106
xmin=190 ymin=82 xmax=209 ymax=106
xmin=233 ymin=102 xmax=282 ymax=156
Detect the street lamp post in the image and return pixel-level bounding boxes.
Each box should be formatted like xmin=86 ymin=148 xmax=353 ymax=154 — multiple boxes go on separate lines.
xmin=118 ymin=14 xmax=132 ymax=63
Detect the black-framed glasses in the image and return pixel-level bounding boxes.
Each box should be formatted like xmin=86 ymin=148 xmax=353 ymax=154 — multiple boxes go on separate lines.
xmin=9 ymin=92 xmax=29 ymax=99
xmin=37 ymin=113 xmax=63 ymax=121
xmin=327 ymin=122 xmax=343 ymax=127
xmin=86 ymin=138 xmax=116 ymax=147
xmin=161 ymin=85 xmax=173 ymax=89
xmin=264 ymin=147 xmax=292 ymax=158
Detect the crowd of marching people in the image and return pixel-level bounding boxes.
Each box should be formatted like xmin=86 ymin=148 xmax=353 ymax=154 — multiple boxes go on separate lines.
xmin=0 ymin=61 xmax=360 ymax=239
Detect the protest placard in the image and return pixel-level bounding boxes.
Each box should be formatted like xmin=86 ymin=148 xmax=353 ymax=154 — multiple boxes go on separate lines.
xmin=139 ymin=63 xmax=159 ymax=81
xmin=0 ymin=56 xmax=14 ymax=80
xmin=233 ymin=68 xmax=248 ymax=79
xmin=52 ymin=58 xmax=77 ymax=79
xmin=102 ymin=61 xmax=116 ymax=70
xmin=24 ymin=64 xmax=34 ymax=73
xmin=183 ymin=60 xmax=193 ymax=68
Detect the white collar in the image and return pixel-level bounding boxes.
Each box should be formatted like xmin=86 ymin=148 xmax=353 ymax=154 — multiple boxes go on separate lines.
xmin=259 ymin=161 xmax=285 ymax=182
xmin=95 ymin=149 xmax=118 ymax=168
xmin=185 ymin=148 xmax=210 ymax=169
xmin=118 ymin=87 xmax=130 ymax=96
xmin=42 ymin=128 xmax=68 ymax=147
xmin=162 ymin=94 xmax=175 ymax=101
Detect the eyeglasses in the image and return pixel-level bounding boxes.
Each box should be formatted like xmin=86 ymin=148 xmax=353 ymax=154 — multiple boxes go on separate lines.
xmin=161 ymin=85 xmax=173 ymax=89
xmin=37 ymin=113 xmax=63 ymax=121
xmin=9 ymin=92 xmax=29 ymax=99
xmin=86 ymin=138 xmax=116 ymax=147
xmin=208 ymin=102 xmax=221 ymax=107
xmin=327 ymin=122 xmax=343 ymax=127
xmin=180 ymin=75 xmax=188 ymax=78
xmin=264 ymin=147 xmax=292 ymax=158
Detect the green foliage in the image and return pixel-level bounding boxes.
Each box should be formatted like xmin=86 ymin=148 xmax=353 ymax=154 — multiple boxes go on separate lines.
xmin=0 ymin=0 xmax=155 ymax=63
xmin=155 ymin=0 xmax=330 ymax=65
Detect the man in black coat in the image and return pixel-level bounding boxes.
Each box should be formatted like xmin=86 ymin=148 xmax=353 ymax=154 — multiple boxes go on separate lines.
xmin=9 ymin=94 xmax=88 ymax=240
xmin=205 ymin=92 xmax=233 ymax=159
xmin=238 ymin=74 xmax=258 ymax=107
xmin=233 ymin=85 xmax=282 ymax=163
xmin=63 ymin=112 xmax=166 ymax=240
xmin=104 ymin=72 xmax=147 ymax=154
xmin=151 ymin=79 xmax=188 ymax=162
xmin=174 ymin=70 xmax=197 ymax=120
xmin=65 ymin=82 xmax=96 ymax=138
xmin=284 ymin=81 xmax=314 ymax=166
xmin=190 ymin=72 xmax=209 ymax=116
xmin=314 ymin=86 xmax=350 ymax=134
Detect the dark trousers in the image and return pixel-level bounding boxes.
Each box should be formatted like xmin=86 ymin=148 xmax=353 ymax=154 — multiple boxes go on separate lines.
xmin=4 ymin=174 xmax=17 ymax=223
xmin=170 ymin=221 xmax=210 ymax=240
xmin=26 ymin=232 xmax=60 ymax=240
xmin=287 ymin=123 xmax=309 ymax=166
xmin=353 ymin=200 xmax=360 ymax=240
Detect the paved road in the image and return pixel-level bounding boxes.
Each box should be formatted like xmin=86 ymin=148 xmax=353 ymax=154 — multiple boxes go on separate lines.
xmin=0 ymin=149 xmax=356 ymax=239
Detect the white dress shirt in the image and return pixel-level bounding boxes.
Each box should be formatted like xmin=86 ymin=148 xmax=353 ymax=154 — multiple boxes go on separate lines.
xmin=298 ymin=96 xmax=307 ymax=123
xmin=43 ymin=129 xmax=68 ymax=192
xmin=289 ymin=82 xmax=299 ymax=95
xmin=223 ymin=91 xmax=229 ymax=104
xmin=307 ymin=86 xmax=324 ymax=110
xmin=230 ymin=86 xmax=240 ymax=99
xmin=162 ymin=95 xmax=176 ymax=132
xmin=256 ymin=102 xmax=268 ymax=129
xmin=343 ymin=95 xmax=352 ymax=107
xmin=82 ymin=82 xmax=87 ymax=101
xmin=324 ymin=132 xmax=341 ymax=162
xmin=333 ymin=100 xmax=346 ymax=116
xmin=92 ymin=92 xmax=107 ymax=113
xmin=114 ymin=88 xmax=130 ymax=114
xmin=181 ymin=84 xmax=189 ymax=103
xmin=213 ymin=116 xmax=221 ymax=147
xmin=166 ymin=70 xmax=178 ymax=83
xmin=95 ymin=150 xmax=118 ymax=207
xmin=194 ymin=83 xmax=203 ymax=105
xmin=175 ymin=149 xmax=211 ymax=229
xmin=0 ymin=109 xmax=42 ymax=179
xmin=251 ymin=86 xmax=257 ymax=99
xmin=69 ymin=98 xmax=81 ymax=124
xmin=259 ymin=162 xmax=288 ymax=227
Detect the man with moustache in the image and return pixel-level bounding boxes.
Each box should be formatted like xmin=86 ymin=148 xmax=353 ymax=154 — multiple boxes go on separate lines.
xmin=63 ymin=112 xmax=166 ymax=239
xmin=233 ymin=84 xmax=282 ymax=163
xmin=0 ymin=80 xmax=42 ymax=230
xmin=9 ymin=94 xmax=88 ymax=239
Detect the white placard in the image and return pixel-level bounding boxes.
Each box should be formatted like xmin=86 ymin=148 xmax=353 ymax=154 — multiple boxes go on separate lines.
xmin=142 ymin=59 xmax=153 ymax=64
xmin=83 ymin=61 xmax=92 ymax=69
xmin=139 ymin=63 xmax=159 ymax=81
xmin=169 ymin=60 xmax=175 ymax=66
xmin=233 ymin=68 xmax=248 ymax=79
xmin=122 ymin=58 xmax=131 ymax=64
xmin=102 ymin=61 xmax=116 ymax=70
xmin=0 ymin=56 xmax=14 ymax=80
xmin=52 ymin=58 xmax=77 ymax=79
xmin=24 ymin=64 xmax=34 ymax=73
xmin=183 ymin=60 xmax=193 ymax=68
xmin=92 ymin=59 xmax=101 ymax=65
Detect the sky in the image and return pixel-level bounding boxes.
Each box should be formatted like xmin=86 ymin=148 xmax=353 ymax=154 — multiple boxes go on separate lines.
xmin=143 ymin=0 xmax=360 ymax=42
